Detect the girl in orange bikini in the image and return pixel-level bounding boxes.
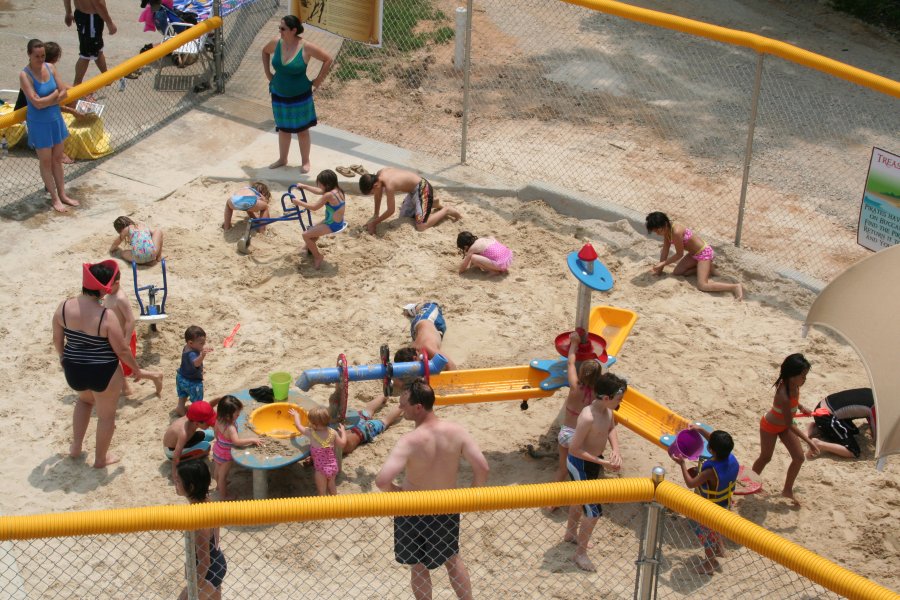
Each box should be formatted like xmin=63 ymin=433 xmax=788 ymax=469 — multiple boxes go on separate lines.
xmin=645 ymin=211 xmax=743 ymax=301
xmin=751 ymin=353 xmax=819 ymax=505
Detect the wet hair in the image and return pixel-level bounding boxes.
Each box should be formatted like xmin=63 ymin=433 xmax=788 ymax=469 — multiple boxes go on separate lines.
xmin=250 ymin=182 xmax=271 ymax=200
xmin=26 ymin=39 xmax=44 ymax=56
xmin=594 ymin=372 xmax=627 ymax=401
xmin=316 ymin=169 xmax=341 ymax=194
xmin=394 ymin=347 xmax=419 ymax=363
xmin=82 ymin=262 xmax=116 ymax=297
xmin=184 ymin=325 xmax=206 ymax=342
xmin=456 ymin=231 xmax=478 ymax=252
xmin=406 ymin=378 xmax=435 ymax=411
xmin=216 ymin=395 xmax=243 ymax=424
xmin=707 ymin=430 xmax=734 ymax=460
xmin=281 ymin=14 xmax=303 ymax=35
xmin=177 ymin=460 xmax=212 ymax=503
xmin=775 ymin=353 xmax=810 ymax=388
xmin=359 ymin=173 xmax=377 ymax=195
xmin=44 ymin=42 xmax=61 ymax=64
xmin=113 ymin=216 xmax=135 ymax=233
xmin=307 ymin=406 xmax=331 ymax=428
xmin=577 ymin=359 xmax=602 ymax=391
xmin=645 ymin=211 xmax=671 ymax=234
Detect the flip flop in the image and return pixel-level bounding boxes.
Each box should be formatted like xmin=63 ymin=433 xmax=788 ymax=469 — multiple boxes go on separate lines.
xmin=349 ymin=164 xmax=369 ymax=176
xmin=335 ymin=166 xmax=355 ymax=177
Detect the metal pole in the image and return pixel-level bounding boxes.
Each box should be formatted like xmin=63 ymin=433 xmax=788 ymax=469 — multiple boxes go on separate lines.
xmin=459 ymin=0 xmax=474 ymax=165
xmin=213 ymin=0 xmax=225 ymax=93
xmin=184 ymin=531 xmax=199 ymax=600
xmin=635 ymin=467 xmax=666 ymax=600
xmin=734 ymin=53 xmax=764 ymax=247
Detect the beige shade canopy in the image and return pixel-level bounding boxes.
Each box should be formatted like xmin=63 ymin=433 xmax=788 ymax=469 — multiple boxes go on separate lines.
xmin=804 ymin=244 xmax=900 ymax=465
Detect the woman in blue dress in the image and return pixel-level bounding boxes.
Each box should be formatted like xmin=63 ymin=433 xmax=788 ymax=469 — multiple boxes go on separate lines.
xmin=18 ymin=39 xmax=78 ymax=213
xmin=262 ymin=15 xmax=333 ymax=174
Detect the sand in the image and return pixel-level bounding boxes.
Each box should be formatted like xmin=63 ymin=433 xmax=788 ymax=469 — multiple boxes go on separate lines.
xmin=0 ymin=176 xmax=897 ymax=592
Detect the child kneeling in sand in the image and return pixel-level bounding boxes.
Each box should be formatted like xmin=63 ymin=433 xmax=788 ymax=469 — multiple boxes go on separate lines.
xmin=671 ymin=426 xmax=739 ymax=575
xmin=223 ymin=182 xmax=271 ymax=231
xmin=456 ymin=231 xmax=513 ymax=274
xmin=565 ymin=372 xmax=626 ymax=572
xmin=110 ymin=216 xmax=164 ymax=265
xmin=164 ymin=399 xmax=220 ymax=482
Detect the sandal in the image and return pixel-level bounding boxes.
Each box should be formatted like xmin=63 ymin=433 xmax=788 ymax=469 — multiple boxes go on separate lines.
xmin=349 ymin=164 xmax=369 ymax=176
xmin=335 ymin=166 xmax=355 ymax=177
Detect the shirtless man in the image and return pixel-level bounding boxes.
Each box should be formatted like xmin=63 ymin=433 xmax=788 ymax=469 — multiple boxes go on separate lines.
xmin=403 ymin=301 xmax=456 ymax=370
xmin=565 ymin=372 xmax=625 ymax=572
xmin=104 ymin=270 xmax=162 ymax=396
xmin=64 ymin=0 xmax=117 ymax=86
xmin=359 ymin=168 xmax=460 ymax=235
xmin=376 ymin=379 xmax=489 ymax=600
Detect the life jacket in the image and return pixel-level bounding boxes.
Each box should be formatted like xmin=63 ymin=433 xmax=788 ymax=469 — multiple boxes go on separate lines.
xmin=697 ymin=454 xmax=740 ymax=508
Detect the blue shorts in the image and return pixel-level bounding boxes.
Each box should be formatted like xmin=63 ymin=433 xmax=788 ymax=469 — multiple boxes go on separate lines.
xmin=410 ymin=302 xmax=446 ymax=340
xmin=567 ymin=454 xmax=603 ymax=518
xmin=176 ymin=372 xmax=204 ymax=402
xmin=231 ymin=194 xmax=257 ymax=211
xmin=348 ymin=409 xmax=387 ymax=444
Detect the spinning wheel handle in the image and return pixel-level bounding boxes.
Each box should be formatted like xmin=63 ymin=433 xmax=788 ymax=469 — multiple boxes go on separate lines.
xmin=420 ymin=351 xmax=430 ymax=383
xmin=520 ymin=400 xmax=529 ymax=411
xmin=336 ymin=353 xmax=349 ymax=422
xmin=380 ymin=344 xmax=393 ymax=397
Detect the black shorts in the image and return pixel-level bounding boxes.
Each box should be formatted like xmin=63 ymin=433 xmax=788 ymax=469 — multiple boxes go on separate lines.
xmin=75 ymin=9 xmax=105 ymax=60
xmin=814 ymin=413 xmax=861 ymax=458
xmin=62 ymin=359 xmax=119 ymax=393
xmin=394 ymin=514 xmax=460 ymax=570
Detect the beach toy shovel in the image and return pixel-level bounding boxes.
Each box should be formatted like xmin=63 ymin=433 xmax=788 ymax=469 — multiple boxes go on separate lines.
xmin=668 ymin=429 xmax=705 ymax=461
xmin=269 ymin=371 xmax=292 ymax=402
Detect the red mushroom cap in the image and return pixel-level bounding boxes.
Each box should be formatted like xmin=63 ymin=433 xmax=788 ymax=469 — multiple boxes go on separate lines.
xmin=577 ymin=244 xmax=598 ymax=261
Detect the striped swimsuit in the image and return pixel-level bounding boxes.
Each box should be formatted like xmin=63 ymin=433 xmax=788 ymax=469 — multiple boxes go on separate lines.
xmin=61 ymin=300 xmax=120 ymax=392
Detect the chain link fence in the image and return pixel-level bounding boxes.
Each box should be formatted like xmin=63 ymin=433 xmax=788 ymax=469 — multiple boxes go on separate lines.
xmin=319 ymin=0 xmax=900 ymax=284
xmin=0 ymin=0 xmax=278 ymax=220
xmin=1 ymin=483 xmax=882 ymax=600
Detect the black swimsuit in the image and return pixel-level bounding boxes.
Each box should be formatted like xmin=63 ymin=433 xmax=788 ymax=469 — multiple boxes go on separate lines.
xmin=61 ymin=300 xmax=120 ymax=392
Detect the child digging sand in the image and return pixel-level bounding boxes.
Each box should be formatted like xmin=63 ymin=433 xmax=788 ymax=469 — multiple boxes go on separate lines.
xmin=109 ymin=216 xmax=164 ymax=265
xmin=671 ymin=426 xmax=739 ymax=575
xmin=456 ymin=231 xmax=513 ymax=275
xmin=565 ymin=372 xmax=626 ymax=572
xmin=223 ymin=182 xmax=271 ymax=232
xmin=212 ymin=396 xmax=262 ymax=500
xmin=290 ymin=406 xmax=347 ymax=495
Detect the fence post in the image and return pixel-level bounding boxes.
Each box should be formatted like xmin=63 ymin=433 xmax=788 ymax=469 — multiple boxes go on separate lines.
xmin=634 ymin=467 xmax=666 ymax=600
xmin=459 ymin=0 xmax=474 ymax=165
xmin=184 ymin=530 xmax=199 ymax=600
xmin=735 ymin=53 xmax=764 ymax=248
xmin=213 ymin=0 xmax=225 ymax=93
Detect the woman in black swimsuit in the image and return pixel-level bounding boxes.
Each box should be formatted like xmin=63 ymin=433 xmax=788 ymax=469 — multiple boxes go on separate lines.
xmin=52 ymin=260 xmax=150 ymax=468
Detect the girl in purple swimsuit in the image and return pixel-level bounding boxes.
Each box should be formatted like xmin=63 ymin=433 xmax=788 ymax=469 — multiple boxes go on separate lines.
xmin=290 ymin=406 xmax=347 ymax=496
xmin=646 ymin=211 xmax=743 ymax=301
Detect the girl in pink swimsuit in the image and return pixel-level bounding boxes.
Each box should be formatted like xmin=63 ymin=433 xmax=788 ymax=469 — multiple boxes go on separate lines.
xmin=212 ymin=396 xmax=262 ymax=500
xmin=645 ymin=211 xmax=743 ymax=300
xmin=456 ymin=231 xmax=514 ymax=274
xmin=290 ymin=406 xmax=347 ymax=496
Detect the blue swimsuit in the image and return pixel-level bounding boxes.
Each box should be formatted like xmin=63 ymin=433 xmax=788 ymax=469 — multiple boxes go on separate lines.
xmin=230 ymin=187 xmax=260 ymax=211
xmin=323 ymin=190 xmax=346 ymax=232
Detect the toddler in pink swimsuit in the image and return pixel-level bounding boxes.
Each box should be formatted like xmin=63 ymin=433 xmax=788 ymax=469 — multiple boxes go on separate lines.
xmin=212 ymin=396 xmax=262 ymax=500
xmin=290 ymin=406 xmax=347 ymax=496
xmin=456 ymin=231 xmax=513 ymax=275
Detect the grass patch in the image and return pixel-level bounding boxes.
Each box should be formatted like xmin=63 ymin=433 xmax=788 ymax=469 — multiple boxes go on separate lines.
xmin=333 ymin=61 xmax=385 ymax=83
xmin=432 ymin=26 xmax=455 ymax=45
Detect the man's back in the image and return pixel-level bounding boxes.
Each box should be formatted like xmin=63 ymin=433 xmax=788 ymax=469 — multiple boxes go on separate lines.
xmin=401 ymin=418 xmax=468 ymax=491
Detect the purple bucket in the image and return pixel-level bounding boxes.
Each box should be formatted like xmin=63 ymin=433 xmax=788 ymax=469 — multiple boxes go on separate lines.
xmin=668 ymin=429 xmax=704 ymax=461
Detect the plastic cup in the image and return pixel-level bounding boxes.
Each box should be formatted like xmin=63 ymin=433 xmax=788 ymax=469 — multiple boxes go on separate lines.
xmin=269 ymin=372 xmax=292 ymax=401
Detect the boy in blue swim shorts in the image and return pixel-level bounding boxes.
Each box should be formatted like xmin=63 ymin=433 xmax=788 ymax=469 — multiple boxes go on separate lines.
xmin=403 ymin=301 xmax=456 ymax=370
xmin=565 ymin=372 xmax=626 ymax=572
xmin=176 ymin=326 xmax=212 ymax=416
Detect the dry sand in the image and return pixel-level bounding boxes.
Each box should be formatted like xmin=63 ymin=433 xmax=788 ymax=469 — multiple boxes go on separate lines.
xmin=0 ymin=177 xmax=897 ymax=591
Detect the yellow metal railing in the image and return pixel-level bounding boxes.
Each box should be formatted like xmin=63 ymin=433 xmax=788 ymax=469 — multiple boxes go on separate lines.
xmin=0 ymin=17 xmax=222 ymax=130
xmin=561 ymin=0 xmax=900 ymax=99
xmin=655 ymin=481 xmax=898 ymax=600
